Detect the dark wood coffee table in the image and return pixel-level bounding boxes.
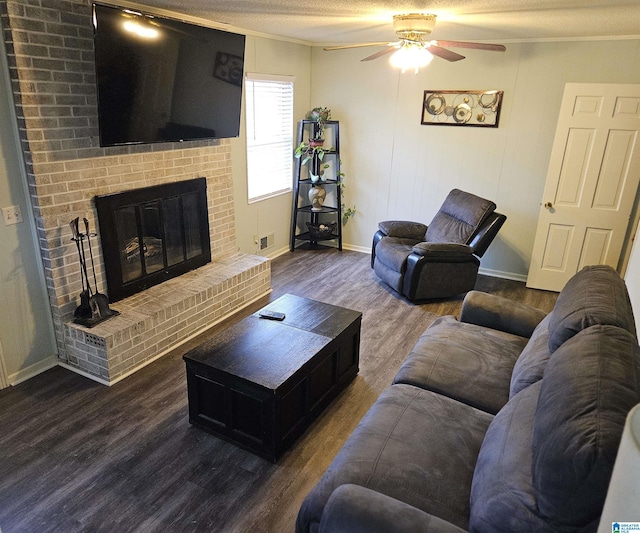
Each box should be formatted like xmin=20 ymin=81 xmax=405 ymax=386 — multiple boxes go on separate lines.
xmin=183 ymin=294 xmax=362 ymax=461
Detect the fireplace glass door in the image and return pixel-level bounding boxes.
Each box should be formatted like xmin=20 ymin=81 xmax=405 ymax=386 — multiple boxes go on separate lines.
xmin=96 ymin=178 xmax=211 ymax=302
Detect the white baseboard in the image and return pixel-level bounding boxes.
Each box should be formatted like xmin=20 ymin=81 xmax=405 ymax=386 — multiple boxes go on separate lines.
xmin=478 ymin=267 xmax=528 ymax=283
xmin=58 ymin=361 xmax=111 ymax=386
xmin=266 ymin=246 xmax=290 ymax=259
xmin=272 ymin=244 xmax=370 ymax=256
xmin=8 ymin=355 xmax=58 ymax=386
xmin=343 ymin=243 xmax=371 ymax=254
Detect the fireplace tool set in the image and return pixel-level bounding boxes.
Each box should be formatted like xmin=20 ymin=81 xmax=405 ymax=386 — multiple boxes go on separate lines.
xmin=70 ymin=217 xmax=118 ymax=327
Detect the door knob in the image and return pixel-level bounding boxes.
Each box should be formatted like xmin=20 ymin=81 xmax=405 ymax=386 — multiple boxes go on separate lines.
xmin=544 ymin=202 xmax=553 ymax=210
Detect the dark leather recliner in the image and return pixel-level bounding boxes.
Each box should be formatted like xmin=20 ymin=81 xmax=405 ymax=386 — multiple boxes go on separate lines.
xmin=371 ymin=189 xmax=506 ymax=301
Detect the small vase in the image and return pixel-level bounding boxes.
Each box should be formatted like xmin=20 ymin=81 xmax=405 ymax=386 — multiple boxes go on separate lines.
xmin=308 ymin=185 xmax=326 ymax=211
xmin=309 ymin=172 xmax=321 ymax=183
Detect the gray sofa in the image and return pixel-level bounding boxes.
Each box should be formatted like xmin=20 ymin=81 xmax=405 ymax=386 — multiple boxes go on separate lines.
xmin=296 ymin=265 xmax=640 ymax=532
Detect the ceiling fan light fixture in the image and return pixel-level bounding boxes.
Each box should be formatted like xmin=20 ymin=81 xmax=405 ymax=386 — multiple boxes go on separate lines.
xmin=393 ymin=13 xmax=437 ymax=36
xmin=390 ymin=42 xmax=433 ymax=74
xmin=324 ymin=12 xmax=502 ymax=66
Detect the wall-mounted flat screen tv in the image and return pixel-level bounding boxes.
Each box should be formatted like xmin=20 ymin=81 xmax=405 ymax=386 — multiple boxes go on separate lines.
xmin=93 ymin=3 xmax=245 ymax=147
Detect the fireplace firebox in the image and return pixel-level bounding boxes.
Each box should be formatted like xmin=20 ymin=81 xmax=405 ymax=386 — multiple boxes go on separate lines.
xmin=95 ymin=178 xmax=211 ymax=302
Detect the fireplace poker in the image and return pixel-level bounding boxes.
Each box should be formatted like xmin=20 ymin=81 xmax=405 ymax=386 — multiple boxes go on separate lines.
xmin=76 ymin=221 xmax=100 ymax=318
xmin=70 ymin=218 xmax=92 ymax=319
xmin=83 ymin=218 xmax=111 ymax=317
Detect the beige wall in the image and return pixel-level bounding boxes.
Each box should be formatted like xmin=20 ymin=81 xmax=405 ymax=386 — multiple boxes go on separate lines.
xmin=0 ymin=35 xmax=56 ymax=384
xmin=230 ymin=37 xmax=640 ymax=278
xmin=309 ymin=38 xmax=640 ymax=279
xmin=1 ymin=0 xmax=244 ymax=375
xmin=231 ymin=35 xmax=311 ymax=257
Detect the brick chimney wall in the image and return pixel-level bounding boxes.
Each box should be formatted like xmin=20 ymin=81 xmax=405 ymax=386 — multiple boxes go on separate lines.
xmin=0 ymin=0 xmax=265 ymax=375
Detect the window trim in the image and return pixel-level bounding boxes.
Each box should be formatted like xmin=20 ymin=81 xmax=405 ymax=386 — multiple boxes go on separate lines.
xmin=245 ymin=72 xmax=295 ymax=204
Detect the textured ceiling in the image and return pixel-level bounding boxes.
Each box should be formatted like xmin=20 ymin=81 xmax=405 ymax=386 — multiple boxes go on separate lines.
xmin=123 ymin=0 xmax=640 ymax=44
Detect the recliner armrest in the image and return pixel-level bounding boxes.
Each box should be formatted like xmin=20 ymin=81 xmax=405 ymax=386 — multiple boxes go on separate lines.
xmin=378 ymin=220 xmax=428 ymax=240
xmin=412 ymin=242 xmax=473 ymax=260
xmin=460 ymin=290 xmax=548 ymax=338
xmin=319 ymin=484 xmax=466 ymax=533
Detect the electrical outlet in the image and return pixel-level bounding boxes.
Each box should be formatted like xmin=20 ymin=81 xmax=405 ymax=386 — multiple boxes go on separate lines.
xmin=2 ymin=205 xmax=23 ymax=225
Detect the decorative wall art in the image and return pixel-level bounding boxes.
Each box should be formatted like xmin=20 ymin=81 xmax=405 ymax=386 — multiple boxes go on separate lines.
xmin=213 ymin=52 xmax=244 ymax=86
xmin=421 ymin=90 xmax=503 ymax=128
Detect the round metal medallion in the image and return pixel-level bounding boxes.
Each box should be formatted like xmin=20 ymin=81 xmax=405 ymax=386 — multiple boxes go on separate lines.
xmin=425 ymin=93 xmax=446 ymax=115
xmin=479 ymin=92 xmax=499 ymax=111
xmin=453 ymin=103 xmax=472 ymax=123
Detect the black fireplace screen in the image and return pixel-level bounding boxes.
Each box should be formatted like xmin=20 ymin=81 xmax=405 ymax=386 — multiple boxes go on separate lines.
xmin=95 ymin=178 xmax=211 ymax=302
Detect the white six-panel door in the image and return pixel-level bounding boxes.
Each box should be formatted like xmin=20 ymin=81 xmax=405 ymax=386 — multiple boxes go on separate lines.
xmin=527 ymin=83 xmax=640 ymax=292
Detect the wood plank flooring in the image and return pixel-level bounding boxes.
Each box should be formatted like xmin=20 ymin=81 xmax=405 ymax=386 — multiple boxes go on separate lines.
xmin=0 ymin=248 xmax=557 ymax=532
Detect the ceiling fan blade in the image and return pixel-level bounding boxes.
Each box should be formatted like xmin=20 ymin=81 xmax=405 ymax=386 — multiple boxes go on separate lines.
xmin=361 ymin=46 xmax=397 ymax=62
xmin=435 ymin=40 xmax=506 ymax=52
xmin=324 ymin=42 xmax=397 ymax=51
xmin=427 ymin=45 xmax=466 ymax=62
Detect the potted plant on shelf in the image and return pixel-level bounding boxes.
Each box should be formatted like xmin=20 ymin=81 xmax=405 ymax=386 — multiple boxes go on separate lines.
xmin=294 ymin=106 xmax=332 ymax=165
xmin=306 ymin=106 xmax=331 ymax=143
xmin=294 ymin=141 xmax=325 ymax=167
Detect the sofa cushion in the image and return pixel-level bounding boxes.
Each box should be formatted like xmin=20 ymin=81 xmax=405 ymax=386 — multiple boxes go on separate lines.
xmin=532 ymin=325 xmax=640 ymax=527
xmin=375 ymin=237 xmax=419 ymax=272
xmin=426 ymin=189 xmax=495 ymax=244
xmin=509 ymin=314 xmax=552 ymax=398
xmin=319 ymin=484 xmax=467 ymax=533
xmin=373 ymin=257 xmax=404 ymax=294
xmin=295 ymin=384 xmax=493 ymax=533
xmin=469 ymin=381 xmax=543 ymax=532
xmin=394 ymin=316 xmax=528 ymax=414
xmin=548 ymin=264 xmax=636 ymax=353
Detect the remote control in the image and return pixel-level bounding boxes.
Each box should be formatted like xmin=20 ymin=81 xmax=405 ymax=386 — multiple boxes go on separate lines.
xmin=259 ymin=310 xmax=286 ymax=321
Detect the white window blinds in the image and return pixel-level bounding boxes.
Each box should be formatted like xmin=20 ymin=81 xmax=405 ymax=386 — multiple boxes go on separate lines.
xmin=245 ymin=73 xmax=294 ymax=203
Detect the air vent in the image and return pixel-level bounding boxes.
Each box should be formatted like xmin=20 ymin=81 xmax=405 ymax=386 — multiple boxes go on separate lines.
xmin=258 ymin=233 xmax=275 ymax=250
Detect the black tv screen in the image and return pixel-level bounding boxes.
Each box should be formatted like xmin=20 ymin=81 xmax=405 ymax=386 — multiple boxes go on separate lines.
xmin=93 ymin=3 xmax=245 ymax=147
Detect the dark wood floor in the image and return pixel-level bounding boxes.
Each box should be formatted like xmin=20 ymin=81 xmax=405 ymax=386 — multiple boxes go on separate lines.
xmin=0 ymin=249 xmax=557 ymax=532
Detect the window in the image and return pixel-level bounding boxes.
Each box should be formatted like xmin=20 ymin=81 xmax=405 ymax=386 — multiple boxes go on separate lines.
xmin=245 ymin=73 xmax=294 ymax=203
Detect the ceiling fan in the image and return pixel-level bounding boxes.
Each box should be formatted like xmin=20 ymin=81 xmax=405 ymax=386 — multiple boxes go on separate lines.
xmin=323 ymin=14 xmax=506 ymax=66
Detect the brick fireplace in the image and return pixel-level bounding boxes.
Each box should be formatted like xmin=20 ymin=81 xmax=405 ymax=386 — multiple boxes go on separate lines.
xmin=1 ymin=0 xmax=271 ymax=384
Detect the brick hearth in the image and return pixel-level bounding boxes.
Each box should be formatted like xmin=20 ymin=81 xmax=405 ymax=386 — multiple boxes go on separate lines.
xmin=64 ymin=253 xmax=269 ymax=385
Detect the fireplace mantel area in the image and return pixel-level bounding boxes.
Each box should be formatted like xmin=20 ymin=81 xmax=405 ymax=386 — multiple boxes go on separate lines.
xmin=1 ymin=0 xmax=271 ymax=384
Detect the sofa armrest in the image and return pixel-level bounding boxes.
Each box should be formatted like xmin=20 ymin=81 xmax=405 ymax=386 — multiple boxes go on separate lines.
xmin=319 ymin=484 xmax=466 ymax=533
xmin=412 ymin=242 xmax=473 ymax=261
xmin=460 ymin=290 xmax=548 ymax=338
xmin=378 ymin=220 xmax=427 ymax=240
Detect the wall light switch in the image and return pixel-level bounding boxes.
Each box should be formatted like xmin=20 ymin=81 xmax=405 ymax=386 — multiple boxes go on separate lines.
xmin=2 ymin=205 xmax=23 ymax=225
